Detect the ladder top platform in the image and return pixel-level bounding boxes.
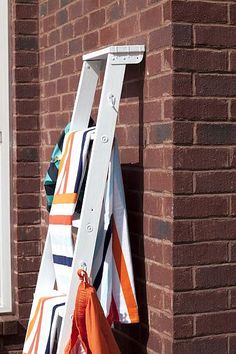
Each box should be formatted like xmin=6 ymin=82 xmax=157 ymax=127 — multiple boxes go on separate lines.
xmin=83 ymin=45 xmax=145 ymax=61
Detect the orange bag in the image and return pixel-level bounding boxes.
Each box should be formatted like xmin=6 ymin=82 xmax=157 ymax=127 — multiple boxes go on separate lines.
xmin=65 ymin=270 xmax=121 ymax=354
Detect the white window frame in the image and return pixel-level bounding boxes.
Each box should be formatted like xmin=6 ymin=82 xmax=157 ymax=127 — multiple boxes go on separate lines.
xmin=0 ymin=0 xmax=12 ymax=313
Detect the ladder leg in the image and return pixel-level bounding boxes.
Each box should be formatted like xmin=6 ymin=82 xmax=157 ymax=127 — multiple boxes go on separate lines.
xmin=70 ymin=60 xmax=101 ymax=132
xmin=57 ymin=55 xmax=126 ymax=354
xmin=34 ymin=230 xmax=55 ymax=294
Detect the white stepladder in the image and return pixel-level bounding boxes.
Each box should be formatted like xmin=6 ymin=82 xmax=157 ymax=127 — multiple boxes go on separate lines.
xmin=31 ymin=45 xmax=145 ymax=354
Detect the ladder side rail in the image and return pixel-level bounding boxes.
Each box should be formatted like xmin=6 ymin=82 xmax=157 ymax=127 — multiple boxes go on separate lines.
xmin=26 ymin=230 xmax=55 ymax=329
xmin=70 ymin=60 xmax=101 ymax=132
xmin=34 ymin=231 xmax=55 ymax=294
xmin=57 ymin=54 xmax=126 ymax=354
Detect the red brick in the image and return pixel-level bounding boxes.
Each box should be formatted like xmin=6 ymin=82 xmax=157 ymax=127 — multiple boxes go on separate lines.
xmin=172 ymin=23 xmax=192 ymax=47
xmin=140 ymin=6 xmax=162 ymax=31
xmin=61 ymin=23 xmax=73 ymax=41
xmin=229 ymin=336 xmax=236 ymax=354
xmin=17 ymin=241 xmax=41 ymax=256
xmin=172 ymin=98 xmax=228 ymax=121
xmin=106 ymin=1 xmax=124 ymax=22
xmin=15 ymin=52 xmax=38 ymax=67
xmin=149 ymin=25 xmax=172 ymax=51
xmin=16 ymin=4 xmax=38 ymax=19
xmin=149 ymin=74 xmax=172 ymax=98
xmin=173 ymin=171 xmax=193 ymax=194
xmin=84 ymin=31 xmax=99 ymax=51
xmin=143 ymin=238 xmax=163 ymax=263
xmin=174 ymin=147 xmax=229 ymax=170
xmin=48 ymin=96 xmax=60 ymax=112
xmin=230 ymin=4 xmax=236 ymax=25
xmin=143 ymin=100 xmax=162 ymax=122
xmin=195 ymin=25 xmax=236 ymax=48
xmin=74 ymin=17 xmax=89 ymax=36
xmin=173 ymin=49 xmax=227 ymax=73
xmin=56 ymin=8 xmax=68 ymax=26
xmin=43 ymin=15 xmax=56 ymax=32
xmin=196 ymin=123 xmax=236 ymax=144
xmin=84 ymin=0 xmax=99 ymax=14
xmin=100 ymin=24 xmax=117 ymax=46
xmin=143 ymin=192 xmax=162 ymax=216
xmin=89 ymin=9 xmax=105 ymax=30
xmin=18 ymin=256 xmax=41 ymax=272
xmin=69 ymin=38 xmax=82 ymax=55
xmin=173 ymin=337 xmax=228 ymax=354
xmin=17 ymin=162 xmax=40 ymax=177
xmin=48 ymin=0 xmax=59 ymax=12
xmin=149 ymin=170 xmax=172 ymax=193
xmin=149 ymin=263 xmax=173 ymax=288
xmin=150 ymin=310 xmax=173 ymax=336
xmin=172 ymin=1 xmax=227 ymax=24
xmin=195 ymin=171 xmax=236 ymax=193
xmin=196 ymin=74 xmax=236 ymax=97
xmin=145 ymin=284 xmax=163 ymax=310
xmin=195 ymin=264 xmax=236 ymax=289
xmin=147 ymin=330 xmax=163 ymax=353
xmin=174 ymin=195 xmax=228 ymax=218
xmin=173 ymin=122 xmax=193 ymax=145
xmin=17 ymin=226 xmax=41 ymax=241
xmin=174 ymin=315 xmax=193 ymax=339
xmin=174 ymin=242 xmax=228 ymax=266
xmin=17 ymin=147 xmax=39 ymax=162
xmin=15 ymin=35 xmax=38 ymax=51
xmin=18 ymin=288 xmax=34 ymax=303
xmin=18 ymin=303 xmax=32 ymax=319
xmin=57 ymin=77 xmax=68 ymax=94
xmin=173 ymin=220 xmax=193 ymax=243
xmin=15 ymin=20 xmax=38 ymax=35
xmin=17 ymin=194 xmax=40 ymax=209
xmin=68 ymin=1 xmax=83 ymax=20
xmin=146 ymin=53 xmax=162 ymax=77
xmin=173 ymin=73 xmax=192 ymax=96
xmin=143 ymin=147 xmax=163 ymax=169
xmin=18 ymin=272 xmax=38 ymax=288
xmin=118 ymin=15 xmax=139 ymax=39
xmin=194 ymin=219 xmax=236 ymax=242
xmin=196 ymin=312 xmax=236 ymax=336
xmin=16 ymin=116 xmax=39 ymax=131
xmin=125 ymin=0 xmax=146 ymax=15
xmin=56 ymin=43 xmax=68 ymax=60
xmin=174 ymin=267 xmax=193 ymax=291
xmin=48 ymin=29 xmax=60 ymax=46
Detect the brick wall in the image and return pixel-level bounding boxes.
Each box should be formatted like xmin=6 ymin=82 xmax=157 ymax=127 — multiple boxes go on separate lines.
xmin=3 ymin=0 xmax=236 ymax=354
xmin=0 ymin=1 xmax=41 ymax=353
xmin=171 ymin=1 xmax=236 ymax=354
xmin=38 ymin=0 xmax=173 ymax=353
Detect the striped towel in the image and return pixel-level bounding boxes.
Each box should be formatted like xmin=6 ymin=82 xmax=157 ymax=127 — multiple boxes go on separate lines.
xmin=92 ymin=143 xmax=139 ymax=323
xmin=23 ymin=127 xmax=138 ymax=354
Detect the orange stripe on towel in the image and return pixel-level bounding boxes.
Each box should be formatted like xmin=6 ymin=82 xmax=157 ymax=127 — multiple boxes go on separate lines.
xmin=112 ymin=219 xmax=139 ymax=323
xmin=49 ymin=215 xmax=73 ymax=225
xmin=53 ymin=193 xmax=77 ymax=204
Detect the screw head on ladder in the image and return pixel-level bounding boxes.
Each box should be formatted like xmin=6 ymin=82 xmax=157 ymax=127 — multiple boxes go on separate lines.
xmin=101 ymin=135 xmax=109 ymax=143
xmin=86 ymin=224 xmax=93 ymax=232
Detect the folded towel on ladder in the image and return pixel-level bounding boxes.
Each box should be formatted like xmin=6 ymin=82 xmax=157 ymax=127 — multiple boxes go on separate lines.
xmin=23 ymin=127 xmax=139 ymax=354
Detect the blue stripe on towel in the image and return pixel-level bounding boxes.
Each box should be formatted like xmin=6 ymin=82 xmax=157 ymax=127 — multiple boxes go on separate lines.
xmin=53 ymin=254 xmax=73 ymax=267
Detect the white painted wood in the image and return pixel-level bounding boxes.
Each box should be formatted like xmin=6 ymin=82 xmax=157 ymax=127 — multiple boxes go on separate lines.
xmin=34 ymin=231 xmax=56 ymax=295
xmin=57 ymin=53 xmax=127 ymax=353
xmin=0 ymin=0 xmax=11 ymax=313
xmin=70 ymin=60 xmax=101 ymax=132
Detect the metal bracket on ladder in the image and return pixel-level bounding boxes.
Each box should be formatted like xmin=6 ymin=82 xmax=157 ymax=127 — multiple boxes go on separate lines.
xmin=27 ymin=45 xmax=145 ymax=354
